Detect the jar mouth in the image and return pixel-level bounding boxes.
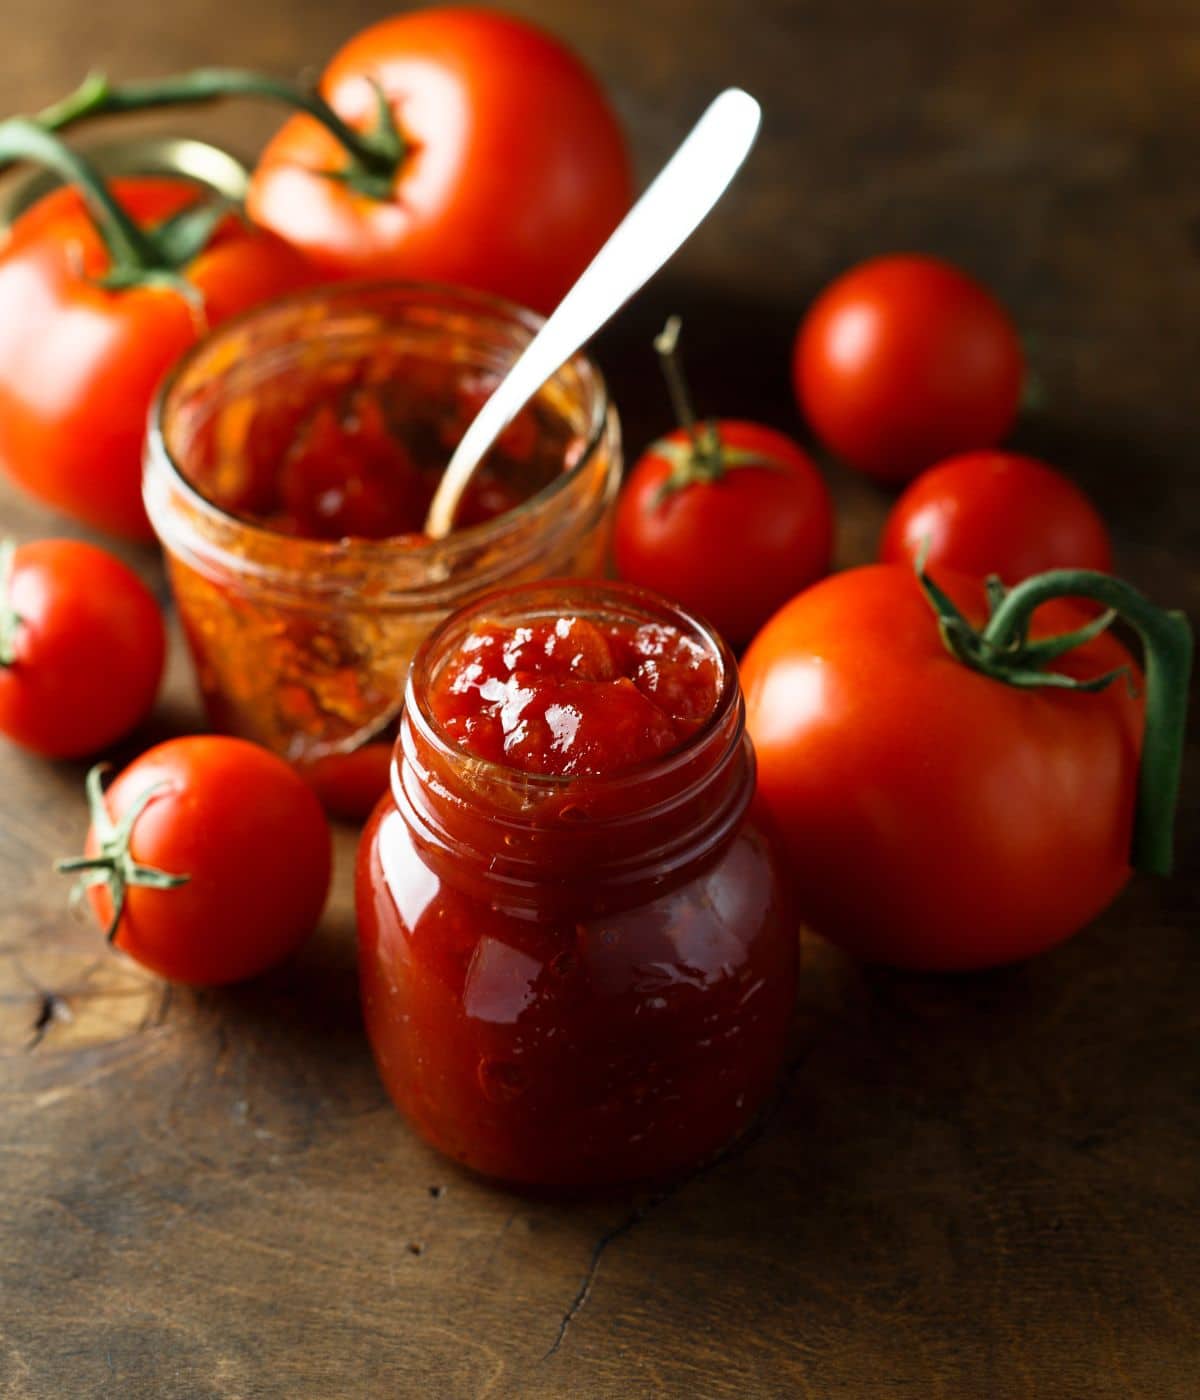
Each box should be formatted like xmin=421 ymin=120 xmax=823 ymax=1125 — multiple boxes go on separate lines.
xmin=145 ymin=278 xmax=612 ymax=572
xmin=401 ymin=578 xmax=741 ymax=802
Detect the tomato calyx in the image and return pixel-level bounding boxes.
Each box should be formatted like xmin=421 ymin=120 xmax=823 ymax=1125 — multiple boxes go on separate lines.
xmin=36 ymin=66 xmax=407 ymax=202
xmin=0 ymin=116 xmax=240 ymax=298
xmin=56 ymin=764 xmax=190 ymax=944
xmin=916 ymin=557 xmax=1193 ymax=875
xmin=649 ymin=315 xmax=790 ymax=507
xmin=0 ymin=540 xmax=23 ymax=668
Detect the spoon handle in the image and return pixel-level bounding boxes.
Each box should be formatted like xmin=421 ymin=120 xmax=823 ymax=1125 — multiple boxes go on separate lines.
xmin=424 ymin=87 xmax=762 ymax=539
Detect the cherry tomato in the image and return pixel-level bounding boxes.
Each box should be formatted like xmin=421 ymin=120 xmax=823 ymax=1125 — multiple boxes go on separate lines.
xmin=247 ymin=8 xmax=632 ymax=314
xmin=299 ymin=742 xmax=395 ymax=824
xmin=0 ymin=178 xmax=314 ymax=538
xmin=741 ymin=564 xmax=1147 ymax=969
xmin=0 ymin=538 xmax=164 ymax=758
xmin=615 ymin=421 xmax=833 ymax=648
xmin=794 ymin=255 xmax=1024 ymax=483
xmin=880 ymin=450 xmax=1113 ymax=583
xmin=61 ymin=737 xmax=332 ymax=985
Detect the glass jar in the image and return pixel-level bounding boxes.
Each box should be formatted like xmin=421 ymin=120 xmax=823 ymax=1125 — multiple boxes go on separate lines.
xmin=143 ymin=282 xmax=620 ymax=815
xmin=355 ymin=580 xmax=797 ymax=1187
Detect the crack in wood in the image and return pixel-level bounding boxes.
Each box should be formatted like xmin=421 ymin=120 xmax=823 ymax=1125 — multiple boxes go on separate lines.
xmin=540 ymin=1045 xmax=814 ymax=1361
xmin=542 ymin=1202 xmax=651 ymax=1361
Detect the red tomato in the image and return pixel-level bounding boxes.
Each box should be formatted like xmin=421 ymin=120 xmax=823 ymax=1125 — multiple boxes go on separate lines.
xmin=741 ymin=564 xmax=1144 ymax=969
xmin=0 ymin=538 xmax=164 ymax=758
xmin=614 ymin=421 xmax=833 ymax=648
xmin=794 ymin=255 xmax=1024 ymax=482
xmin=0 ymin=178 xmax=314 ymax=538
xmin=880 ymin=450 xmax=1113 ymax=583
xmin=61 ymin=737 xmax=332 ymax=985
xmin=247 ymin=8 xmax=632 ymax=314
xmin=299 ymin=742 xmax=395 ymax=824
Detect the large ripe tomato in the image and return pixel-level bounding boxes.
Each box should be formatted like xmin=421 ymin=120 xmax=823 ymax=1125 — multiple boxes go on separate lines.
xmin=246 ymin=8 xmax=633 ymax=314
xmin=0 ymin=178 xmax=314 ymax=538
xmin=614 ymin=420 xmax=833 ymax=649
xmin=60 ymin=737 xmax=332 ymax=985
xmin=0 ymin=538 xmax=165 ymax=758
xmin=741 ymin=564 xmax=1148 ymax=969
xmin=880 ymin=450 xmax=1113 ymax=583
xmin=794 ymin=255 xmax=1024 ymax=483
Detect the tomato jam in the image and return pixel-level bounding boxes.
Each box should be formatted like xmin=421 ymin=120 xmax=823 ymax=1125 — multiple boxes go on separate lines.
xmin=356 ymin=581 xmax=797 ymax=1187
xmin=145 ymin=284 xmax=620 ymax=817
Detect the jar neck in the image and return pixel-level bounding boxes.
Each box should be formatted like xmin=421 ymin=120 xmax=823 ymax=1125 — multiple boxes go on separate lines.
xmin=390 ymin=584 xmax=753 ymax=911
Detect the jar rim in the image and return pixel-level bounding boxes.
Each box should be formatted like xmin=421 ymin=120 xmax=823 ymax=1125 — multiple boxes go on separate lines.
xmin=144 ymin=278 xmax=612 ymax=571
xmin=401 ymin=577 xmax=741 ymax=801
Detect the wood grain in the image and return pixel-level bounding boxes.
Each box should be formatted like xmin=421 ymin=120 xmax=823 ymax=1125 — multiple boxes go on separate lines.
xmin=1 ymin=1 xmax=1198 ymax=1396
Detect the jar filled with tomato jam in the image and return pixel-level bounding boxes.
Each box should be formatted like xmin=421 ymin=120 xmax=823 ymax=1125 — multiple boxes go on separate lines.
xmin=144 ymin=283 xmax=620 ymax=816
xmin=356 ymin=580 xmax=797 ymax=1187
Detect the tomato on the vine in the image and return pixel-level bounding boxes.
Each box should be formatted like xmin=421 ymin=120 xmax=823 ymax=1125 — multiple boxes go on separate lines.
xmin=59 ymin=737 xmax=332 ymax=986
xmin=741 ymin=562 xmax=1191 ymax=970
xmin=614 ymin=318 xmax=832 ymax=648
xmin=880 ymin=450 xmax=1113 ymax=583
xmin=0 ymin=177 xmax=314 ymax=538
xmin=794 ymin=255 xmax=1024 ymax=483
xmin=0 ymin=538 xmax=164 ymax=758
xmin=247 ymin=8 xmax=633 ymax=314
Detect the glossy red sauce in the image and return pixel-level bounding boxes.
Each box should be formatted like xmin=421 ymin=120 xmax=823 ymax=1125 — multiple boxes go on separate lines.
xmin=183 ymin=362 xmax=576 ymax=542
xmin=428 ymin=615 xmax=721 ymax=776
xmin=355 ymin=584 xmax=797 ymax=1187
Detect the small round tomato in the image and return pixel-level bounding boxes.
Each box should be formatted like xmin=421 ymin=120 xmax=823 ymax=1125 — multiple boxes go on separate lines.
xmin=615 ymin=422 xmax=833 ymax=648
xmin=794 ymin=255 xmax=1023 ymax=483
xmin=247 ymin=8 xmax=633 ymax=314
xmin=880 ymin=450 xmax=1113 ymax=583
xmin=0 ymin=538 xmax=164 ymax=758
xmin=0 ymin=178 xmax=314 ymax=538
xmin=740 ymin=563 xmax=1190 ymax=970
xmin=614 ymin=319 xmax=832 ymax=648
xmin=58 ymin=737 xmax=332 ymax=985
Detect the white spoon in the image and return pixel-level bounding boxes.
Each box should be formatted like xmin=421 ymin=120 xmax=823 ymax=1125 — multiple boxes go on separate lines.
xmin=424 ymin=87 xmax=762 ymax=539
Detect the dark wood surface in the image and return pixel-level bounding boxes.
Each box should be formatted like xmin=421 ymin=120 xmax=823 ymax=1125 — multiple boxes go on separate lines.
xmin=2 ymin=2 xmax=1198 ymax=1396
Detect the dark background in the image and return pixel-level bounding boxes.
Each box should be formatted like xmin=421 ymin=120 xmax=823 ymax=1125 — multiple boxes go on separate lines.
xmin=1 ymin=2 xmax=1197 ymax=1396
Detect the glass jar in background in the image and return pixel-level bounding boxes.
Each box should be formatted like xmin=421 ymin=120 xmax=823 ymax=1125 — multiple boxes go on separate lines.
xmin=144 ymin=282 xmax=620 ymax=817
xmin=356 ymin=580 xmax=798 ymax=1187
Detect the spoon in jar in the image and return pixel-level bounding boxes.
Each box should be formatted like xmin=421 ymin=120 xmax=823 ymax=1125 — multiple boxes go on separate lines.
xmin=423 ymin=87 xmax=762 ymax=539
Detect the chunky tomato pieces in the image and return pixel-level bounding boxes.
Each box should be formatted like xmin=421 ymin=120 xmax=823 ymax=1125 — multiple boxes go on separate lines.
xmin=429 ymin=615 xmax=721 ymax=776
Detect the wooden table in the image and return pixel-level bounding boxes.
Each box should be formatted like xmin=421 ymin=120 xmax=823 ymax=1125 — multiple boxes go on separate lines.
xmin=2 ymin=2 xmax=1197 ymax=1395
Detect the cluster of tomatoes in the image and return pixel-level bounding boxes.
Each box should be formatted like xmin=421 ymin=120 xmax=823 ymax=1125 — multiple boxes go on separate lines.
xmin=614 ymin=256 xmax=1188 ymax=971
xmin=0 ymin=8 xmax=1189 ymax=991
xmin=0 ymin=8 xmax=635 ymax=983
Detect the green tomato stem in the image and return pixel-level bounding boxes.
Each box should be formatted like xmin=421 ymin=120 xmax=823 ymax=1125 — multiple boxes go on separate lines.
xmin=0 ymin=118 xmax=160 ymax=272
xmin=56 ymin=764 xmax=189 ymax=945
xmin=654 ymin=315 xmax=711 ymax=461
xmin=981 ymin=569 xmax=1193 ymax=876
xmin=36 ymin=67 xmax=405 ymax=194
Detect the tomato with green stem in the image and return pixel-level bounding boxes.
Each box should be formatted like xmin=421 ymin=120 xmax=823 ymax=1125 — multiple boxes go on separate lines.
xmin=0 ymin=537 xmax=165 ymax=758
xmin=794 ymin=255 xmax=1024 ymax=483
xmin=614 ymin=317 xmax=833 ymax=649
xmin=245 ymin=8 xmax=632 ymax=313
xmin=880 ymin=450 xmax=1113 ymax=583
xmin=58 ymin=738 xmax=332 ymax=985
xmin=33 ymin=12 xmax=630 ymax=315
xmin=740 ymin=561 xmax=1191 ymax=970
xmin=0 ymin=123 xmax=314 ymax=538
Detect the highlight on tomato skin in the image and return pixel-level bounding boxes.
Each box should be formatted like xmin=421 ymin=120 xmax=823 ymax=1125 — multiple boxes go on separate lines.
xmin=246 ymin=7 xmax=634 ymax=314
xmin=59 ymin=737 xmax=333 ymax=987
xmin=880 ymin=450 xmax=1114 ymax=584
xmin=0 ymin=538 xmax=165 ymax=759
xmin=740 ymin=563 xmax=1148 ymax=971
xmin=793 ymin=254 xmax=1024 ymax=484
